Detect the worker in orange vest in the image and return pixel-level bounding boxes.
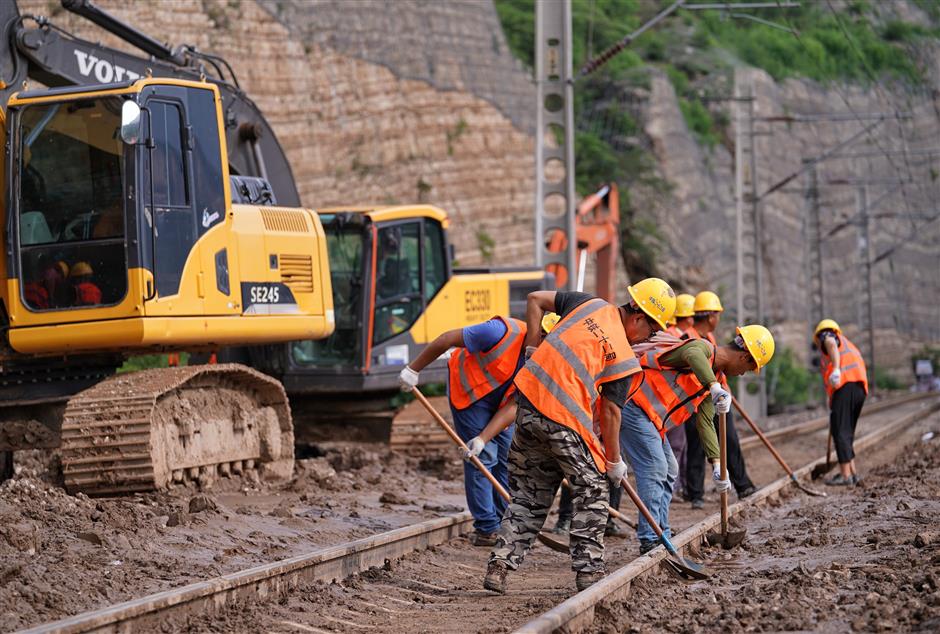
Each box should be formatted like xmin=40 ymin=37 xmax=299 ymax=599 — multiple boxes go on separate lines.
xmin=682 ymin=291 xmax=757 ymax=507
xmin=814 ymin=319 xmax=869 ymax=486
xmin=483 ymin=278 xmax=675 ymax=595
xmin=663 ymin=292 xmax=696 ymax=497
xmin=667 ymin=293 xmax=695 ymax=337
xmin=399 ymin=313 xmax=557 ymax=547
xmin=625 ymin=324 xmax=775 ymax=552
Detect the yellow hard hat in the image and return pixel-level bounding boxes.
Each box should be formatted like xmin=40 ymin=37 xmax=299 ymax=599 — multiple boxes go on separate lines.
xmin=70 ymin=261 xmax=93 ymax=278
xmin=627 ymin=277 xmax=676 ymax=331
xmin=55 ymin=261 xmax=69 ymax=278
xmin=666 ymin=315 xmax=677 ymax=327
xmin=694 ymin=290 xmax=723 ymax=313
xmin=814 ymin=318 xmax=841 ymax=337
xmin=675 ymin=293 xmax=695 ymax=318
xmin=736 ymin=324 xmax=775 ymax=373
xmin=541 ymin=312 xmax=560 ymax=334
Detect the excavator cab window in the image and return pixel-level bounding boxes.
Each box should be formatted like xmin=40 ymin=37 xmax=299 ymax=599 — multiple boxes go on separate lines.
xmin=16 ymin=97 xmax=127 ymax=310
xmin=373 ymin=222 xmax=422 ymax=344
xmin=291 ymin=214 xmax=365 ymax=366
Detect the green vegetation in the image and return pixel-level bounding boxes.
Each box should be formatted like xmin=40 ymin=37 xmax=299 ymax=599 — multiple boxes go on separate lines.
xmin=765 ymin=347 xmax=814 ymax=413
xmin=476 ymin=228 xmax=496 ymax=263
xmin=494 ymin=0 xmax=935 ymax=280
xmin=873 ymin=366 xmax=905 ymax=391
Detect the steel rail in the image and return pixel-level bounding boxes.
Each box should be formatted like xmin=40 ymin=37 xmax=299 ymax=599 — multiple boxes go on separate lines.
xmin=738 ymin=391 xmax=931 ymax=450
xmin=19 ymin=513 xmax=473 ymax=634
xmin=20 ymin=392 xmax=934 ymax=634
xmin=514 ymin=396 xmax=940 ymax=634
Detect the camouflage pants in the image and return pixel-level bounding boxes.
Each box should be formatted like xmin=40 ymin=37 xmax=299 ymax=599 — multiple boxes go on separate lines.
xmin=489 ymin=402 xmax=610 ymax=573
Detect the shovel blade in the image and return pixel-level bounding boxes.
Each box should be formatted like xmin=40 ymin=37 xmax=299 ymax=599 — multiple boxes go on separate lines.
xmin=810 ymin=462 xmax=834 ymax=480
xmin=536 ymin=530 xmax=570 ymax=554
xmin=793 ymin=479 xmax=828 ymax=497
xmin=663 ymin=555 xmax=711 ymax=580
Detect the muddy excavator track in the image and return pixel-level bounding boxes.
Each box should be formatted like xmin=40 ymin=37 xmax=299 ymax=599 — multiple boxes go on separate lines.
xmin=59 ymin=364 xmax=294 ymax=496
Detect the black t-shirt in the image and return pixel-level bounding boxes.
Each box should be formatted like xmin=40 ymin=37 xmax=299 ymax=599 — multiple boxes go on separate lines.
xmin=551 ymin=291 xmax=630 ymax=408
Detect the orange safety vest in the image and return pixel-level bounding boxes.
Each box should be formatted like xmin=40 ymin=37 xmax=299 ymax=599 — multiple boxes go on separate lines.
xmin=631 ymin=339 xmax=717 ymax=437
xmin=683 ymin=327 xmax=727 ymax=389
xmin=448 ymin=317 xmax=527 ymax=410
xmin=821 ymin=334 xmax=869 ymax=403
xmin=514 ymin=299 xmax=641 ymax=471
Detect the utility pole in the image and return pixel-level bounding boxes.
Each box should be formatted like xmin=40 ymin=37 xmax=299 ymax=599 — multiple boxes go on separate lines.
xmin=534 ymin=0 xmax=576 ymax=289
xmin=805 ymin=164 xmax=824 ymax=330
xmin=734 ymin=70 xmax=765 ymax=420
xmin=856 ymin=186 xmax=876 ymax=393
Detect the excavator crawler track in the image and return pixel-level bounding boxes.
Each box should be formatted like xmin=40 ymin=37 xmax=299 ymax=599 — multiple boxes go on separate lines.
xmin=59 ymin=364 xmax=293 ymax=496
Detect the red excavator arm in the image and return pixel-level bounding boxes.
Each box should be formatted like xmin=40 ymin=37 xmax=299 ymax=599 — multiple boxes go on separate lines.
xmin=546 ymin=183 xmax=620 ymax=301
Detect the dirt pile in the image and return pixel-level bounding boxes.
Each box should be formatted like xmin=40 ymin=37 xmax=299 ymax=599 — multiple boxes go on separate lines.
xmin=0 ymin=442 xmax=466 ymax=630
xmin=598 ymin=438 xmax=940 ymax=633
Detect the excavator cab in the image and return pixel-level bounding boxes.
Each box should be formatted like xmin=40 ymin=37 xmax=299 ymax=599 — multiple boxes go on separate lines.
xmin=2 ymin=78 xmax=334 ymax=357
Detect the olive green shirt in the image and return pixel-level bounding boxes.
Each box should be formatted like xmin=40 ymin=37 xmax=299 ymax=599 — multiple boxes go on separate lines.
xmin=658 ymin=340 xmax=720 ymax=461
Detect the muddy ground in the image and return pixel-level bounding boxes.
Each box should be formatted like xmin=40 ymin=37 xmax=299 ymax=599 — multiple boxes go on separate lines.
xmin=0 ymin=442 xmax=465 ymax=631
xmin=601 ymin=429 xmax=940 ymax=633
xmin=0 ymin=395 xmax=931 ymax=631
xmin=170 ymin=400 xmax=939 ymax=633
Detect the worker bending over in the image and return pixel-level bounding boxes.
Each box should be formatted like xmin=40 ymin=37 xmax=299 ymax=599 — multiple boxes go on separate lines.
xmin=682 ymin=291 xmax=756 ymax=507
xmin=667 ymin=293 xmax=695 ymax=337
xmin=625 ymin=325 xmax=775 ymax=552
xmin=814 ymin=319 xmax=868 ymax=486
xmin=664 ymin=292 xmax=696 ymax=498
xmin=484 ymin=278 xmax=674 ymax=594
xmin=399 ymin=313 xmax=543 ymax=546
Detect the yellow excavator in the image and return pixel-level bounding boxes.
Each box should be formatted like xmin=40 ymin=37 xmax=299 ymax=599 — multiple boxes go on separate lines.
xmin=0 ymin=2 xmax=335 ymax=494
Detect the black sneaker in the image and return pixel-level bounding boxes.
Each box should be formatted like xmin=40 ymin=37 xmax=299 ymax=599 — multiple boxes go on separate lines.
xmin=691 ymin=498 xmax=705 ymax=510
xmin=737 ymin=485 xmax=757 ymax=499
xmin=483 ymin=560 xmax=509 ymax=594
xmin=851 ymin=474 xmax=862 ymax=485
xmin=575 ymin=568 xmax=606 ymax=591
xmin=469 ymin=531 xmax=498 ymax=547
xmin=552 ymin=516 xmax=571 ymax=534
xmin=639 ymin=540 xmax=659 ymax=554
xmin=605 ymin=521 xmax=629 ymax=538
xmin=825 ymin=474 xmax=854 ymax=486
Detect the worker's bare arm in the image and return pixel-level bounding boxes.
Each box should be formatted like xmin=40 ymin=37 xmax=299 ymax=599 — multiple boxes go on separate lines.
xmin=824 ymin=336 xmax=840 ymax=368
xmin=599 ymin=397 xmax=622 ymax=464
xmin=524 ymin=291 xmax=557 ymax=348
xmin=409 ymin=329 xmax=465 ymax=372
xmin=478 ymin=404 xmax=517 ymax=444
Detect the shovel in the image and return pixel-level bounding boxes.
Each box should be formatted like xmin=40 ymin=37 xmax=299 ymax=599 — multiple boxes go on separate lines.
xmin=411 ymin=387 xmax=512 ymax=501
xmin=618 ymin=475 xmax=710 ymax=579
xmin=705 ymin=412 xmax=747 ymax=549
xmin=732 ymin=397 xmax=826 ymax=497
xmin=811 ymin=430 xmax=835 ymax=480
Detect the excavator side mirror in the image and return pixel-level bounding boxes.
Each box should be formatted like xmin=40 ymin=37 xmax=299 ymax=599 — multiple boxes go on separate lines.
xmin=120 ymin=101 xmax=142 ymax=145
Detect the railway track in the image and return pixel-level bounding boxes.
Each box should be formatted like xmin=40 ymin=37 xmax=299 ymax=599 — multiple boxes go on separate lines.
xmin=20 ymin=392 xmax=940 ymax=634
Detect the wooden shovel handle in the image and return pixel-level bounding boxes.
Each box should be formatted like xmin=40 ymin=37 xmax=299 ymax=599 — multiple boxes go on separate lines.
xmin=618 ymin=476 xmax=666 ymax=539
xmin=719 ymin=411 xmax=729 ymax=537
xmin=411 ymin=387 xmax=512 ymax=502
xmin=732 ymin=396 xmax=795 ymax=476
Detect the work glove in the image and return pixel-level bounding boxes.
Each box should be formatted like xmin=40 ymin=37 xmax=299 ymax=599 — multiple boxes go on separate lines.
xmin=525 ymin=345 xmax=538 ymax=360
xmin=398 ymin=366 xmax=419 ymax=392
xmin=829 ymin=369 xmax=842 ymax=389
xmin=462 ymin=437 xmax=485 ymax=461
xmin=709 ymin=382 xmax=731 ymax=414
xmin=606 ymin=458 xmax=628 ymax=485
xmin=712 ymin=463 xmax=733 ymax=493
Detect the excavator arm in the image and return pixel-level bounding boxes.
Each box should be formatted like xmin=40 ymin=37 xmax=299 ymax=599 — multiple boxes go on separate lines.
xmin=0 ymin=0 xmax=300 ymax=206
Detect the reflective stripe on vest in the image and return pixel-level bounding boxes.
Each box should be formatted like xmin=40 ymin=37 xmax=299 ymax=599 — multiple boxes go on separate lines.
xmin=821 ymin=335 xmax=869 ymax=402
xmin=514 ymin=299 xmax=641 ymax=471
xmin=448 ymin=317 xmax=526 ymax=409
xmin=631 ymin=339 xmax=716 ymax=437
